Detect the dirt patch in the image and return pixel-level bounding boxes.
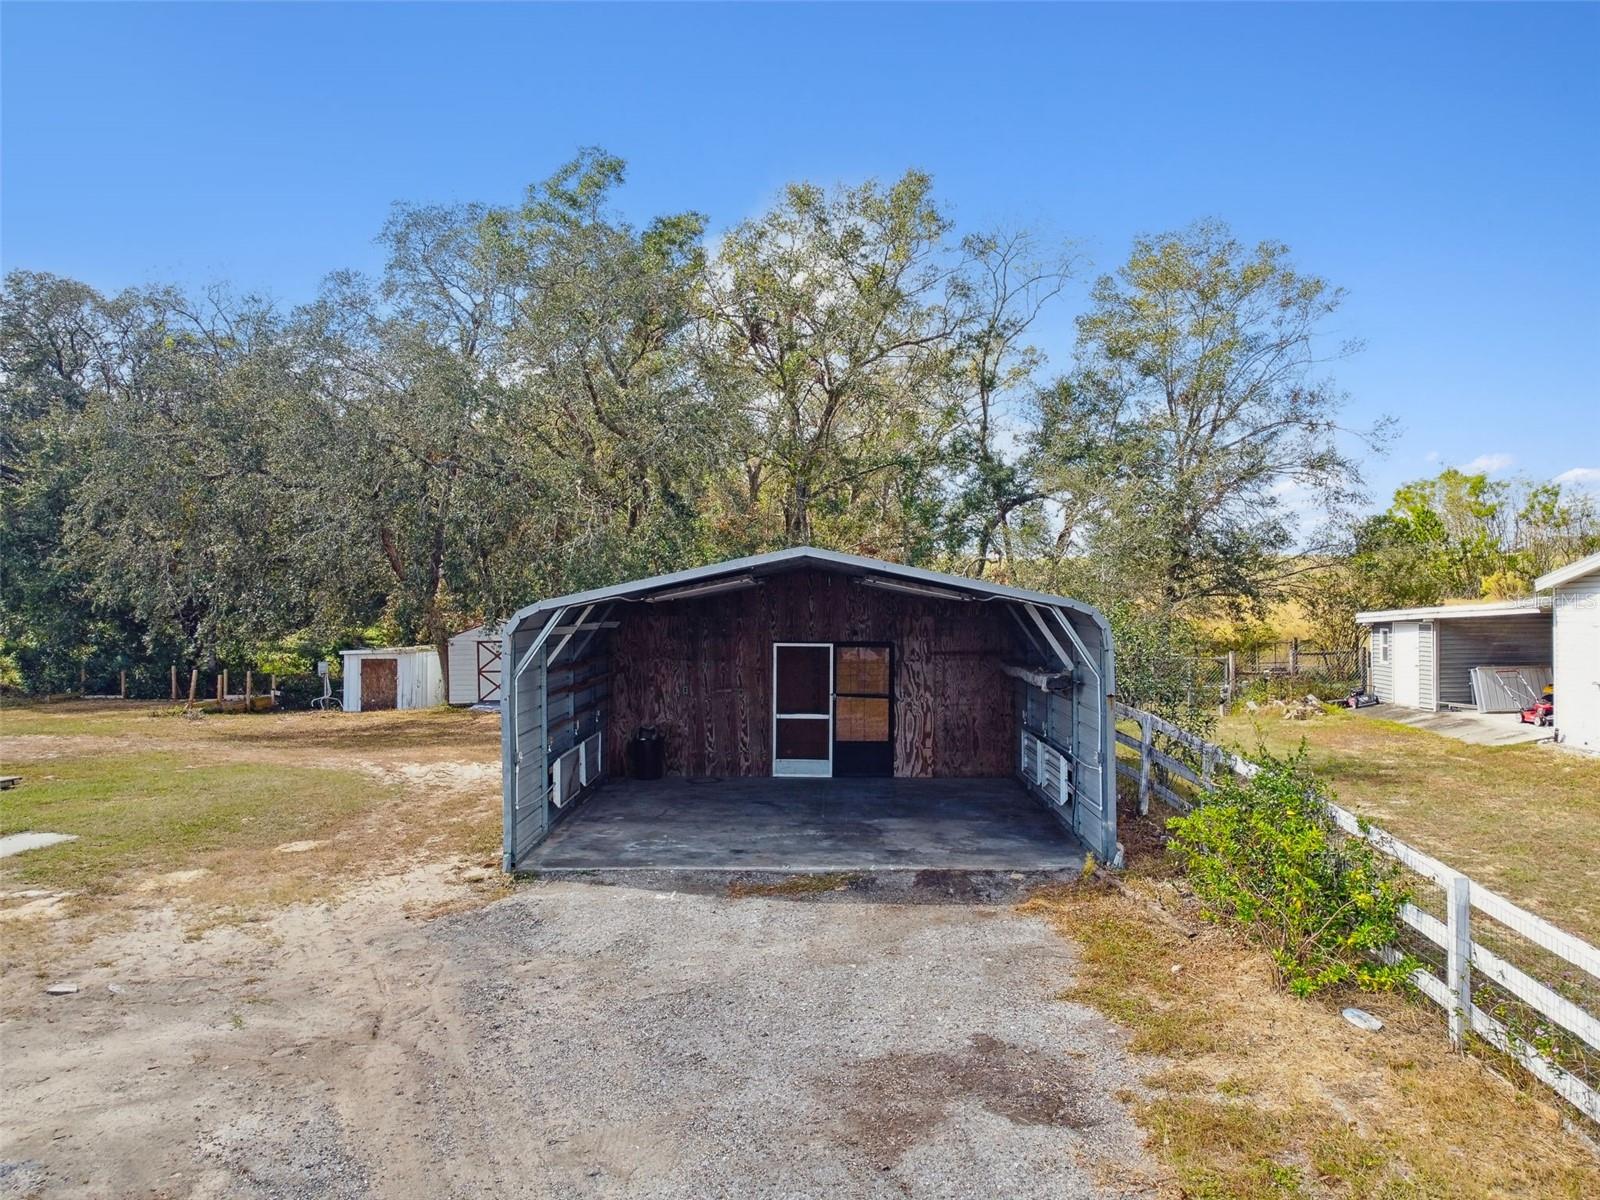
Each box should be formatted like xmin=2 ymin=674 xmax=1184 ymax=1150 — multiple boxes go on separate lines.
xmin=726 ymin=871 xmax=859 ymax=898
xmin=836 ymin=1032 xmax=1093 ymax=1167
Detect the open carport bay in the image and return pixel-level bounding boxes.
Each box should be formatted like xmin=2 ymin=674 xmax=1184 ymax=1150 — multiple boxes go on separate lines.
xmin=521 ymin=776 xmax=1088 ymax=872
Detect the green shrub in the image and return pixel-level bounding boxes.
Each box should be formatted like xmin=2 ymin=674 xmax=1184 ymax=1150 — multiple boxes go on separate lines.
xmin=1166 ymin=748 xmax=1416 ymax=997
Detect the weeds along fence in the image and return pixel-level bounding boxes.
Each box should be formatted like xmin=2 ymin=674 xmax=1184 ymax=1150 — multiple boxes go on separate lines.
xmin=1113 ymin=700 xmax=1600 ymax=1126
xmin=1191 ymin=642 xmax=1365 ymax=704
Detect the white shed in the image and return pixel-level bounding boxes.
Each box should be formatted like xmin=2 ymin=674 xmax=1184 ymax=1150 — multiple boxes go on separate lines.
xmin=446 ymin=624 xmax=503 ymax=706
xmin=1536 ymin=552 xmax=1600 ymax=753
xmin=340 ymin=646 xmax=444 ymax=712
xmin=1356 ymin=599 xmax=1551 ymax=712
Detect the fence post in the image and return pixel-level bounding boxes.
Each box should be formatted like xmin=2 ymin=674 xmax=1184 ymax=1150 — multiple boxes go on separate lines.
xmin=1202 ymin=745 xmax=1217 ymax=787
xmin=1446 ymin=872 xmax=1473 ymax=1048
xmin=1137 ymin=712 xmax=1153 ymax=816
xmin=119 ymin=669 xmax=126 ymax=699
xmin=1225 ymin=651 xmax=1237 ymax=702
xmin=187 ymin=668 xmax=199 ymax=710
xmin=245 ymin=670 xmax=254 ymax=709
xmin=170 ymin=665 xmax=178 ymax=702
xmin=1289 ymin=638 xmax=1300 ymax=675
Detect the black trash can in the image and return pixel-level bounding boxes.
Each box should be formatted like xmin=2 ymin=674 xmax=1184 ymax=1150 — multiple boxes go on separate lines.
xmin=629 ymin=725 xmax=665 ymax=780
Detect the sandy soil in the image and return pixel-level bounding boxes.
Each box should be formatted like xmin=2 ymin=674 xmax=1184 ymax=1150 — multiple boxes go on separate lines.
xmin=0 ymin=869 xmax=1165 ymax=1199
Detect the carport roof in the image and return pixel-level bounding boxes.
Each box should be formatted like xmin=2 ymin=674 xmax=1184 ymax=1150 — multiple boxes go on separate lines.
xmin=1355 ymin=598 xmax=1551 ymax=623
xmin=505 ymin=546 xmax=1111 ymax=641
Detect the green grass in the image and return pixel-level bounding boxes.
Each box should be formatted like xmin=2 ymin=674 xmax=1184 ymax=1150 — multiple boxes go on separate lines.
xmin=0 ymin=751 xmax=385 ymax=896
xmin=1215 ymin=707 xmax=1600 ymax=942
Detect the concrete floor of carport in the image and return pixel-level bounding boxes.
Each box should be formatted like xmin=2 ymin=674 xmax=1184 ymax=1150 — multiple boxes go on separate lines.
xmin=522 ymin=776 xmax=1087 ymax=871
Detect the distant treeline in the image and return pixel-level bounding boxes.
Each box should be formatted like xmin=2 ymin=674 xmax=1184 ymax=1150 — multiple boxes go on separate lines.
xmin=3 ymin=150 xmax=1593 ymax=712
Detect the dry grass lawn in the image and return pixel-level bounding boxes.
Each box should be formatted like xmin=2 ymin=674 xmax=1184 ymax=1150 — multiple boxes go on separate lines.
xmin=1024 ymin=807 xmax=1600 ymax=1198
xmin=1215 ymin=707 xmax=1600 ymax=944
xmin=0 ymin=699 xmax=504 ymax=946
xmin=5 ymin=697 xmax=1597 ymax=1196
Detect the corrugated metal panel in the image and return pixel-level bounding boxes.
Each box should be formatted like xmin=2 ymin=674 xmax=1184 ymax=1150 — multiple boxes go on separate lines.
xmin=1470 ymin=665 xmax=1554 ymax=713
xmin=1436 ymin=615 xmax=1552 ymax=708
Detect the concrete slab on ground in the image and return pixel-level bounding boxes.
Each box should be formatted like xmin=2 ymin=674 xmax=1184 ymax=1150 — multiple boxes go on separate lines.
xmin=524 ymin=776 xmax=1086 ymax=872
xmin=1356 ymin=703 xmax=1551 ymax=747
xmin=0 ymin=831 xmax=78 ymax=859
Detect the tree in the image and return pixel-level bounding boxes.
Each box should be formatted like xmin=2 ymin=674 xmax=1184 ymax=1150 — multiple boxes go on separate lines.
xmin=287 ymin=150 xmax=732 ymax=681
xmin=1026 ymin=220 xmax=1385 ymax=615
xmin=1 ymin=271 xmax=118 ymax=687
xmin=1308 ymin=469 xmax=1600 ymax=632
xmin=699 ymin=172 xmax=969 ymax=556
xmin=2 ymin=272 xmax=297 ymax=683
xmin=496 ymin=150 xmax=728 ymax=593
xmin=64 ymin=285 xmax=306 ymax=662
xmin=939 ymin=230 xmax=1073 ymax=577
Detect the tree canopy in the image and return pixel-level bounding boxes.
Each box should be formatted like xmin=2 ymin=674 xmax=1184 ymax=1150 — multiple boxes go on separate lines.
xmin=7 ymin=149 xmax=1587 ymax=700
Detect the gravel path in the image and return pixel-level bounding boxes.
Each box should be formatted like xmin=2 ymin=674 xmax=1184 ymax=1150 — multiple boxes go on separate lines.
xmin=1 ymin=871 xmax=1165 ymax=1198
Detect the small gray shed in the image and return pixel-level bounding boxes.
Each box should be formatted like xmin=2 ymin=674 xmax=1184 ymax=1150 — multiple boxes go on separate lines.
xmin=1356 ymin=599 xmax=1552 ymax=712
xmin=496 ymin=548 xmax=1119 ymax=872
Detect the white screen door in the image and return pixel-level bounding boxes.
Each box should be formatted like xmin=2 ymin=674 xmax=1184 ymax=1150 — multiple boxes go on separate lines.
xmin=773 ymin=642 xmax=832 ymax=777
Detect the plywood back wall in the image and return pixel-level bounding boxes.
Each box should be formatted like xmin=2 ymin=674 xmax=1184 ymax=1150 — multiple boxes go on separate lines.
xmin=605 ymin=570 xmax=1017 ymax=778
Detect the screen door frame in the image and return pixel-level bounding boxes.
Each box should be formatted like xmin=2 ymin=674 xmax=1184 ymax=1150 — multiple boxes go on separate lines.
xmin=772 ymin=642 xmax=833 ymax=777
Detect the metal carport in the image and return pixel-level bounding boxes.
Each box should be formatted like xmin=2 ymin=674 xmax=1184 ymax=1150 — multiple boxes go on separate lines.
xmin=499 ymin=548 xmax=1119 ymax=871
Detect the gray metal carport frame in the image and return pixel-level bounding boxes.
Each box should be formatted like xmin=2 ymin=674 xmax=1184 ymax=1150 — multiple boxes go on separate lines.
xmin=500 ymin=548 xmax=1119 ymax=870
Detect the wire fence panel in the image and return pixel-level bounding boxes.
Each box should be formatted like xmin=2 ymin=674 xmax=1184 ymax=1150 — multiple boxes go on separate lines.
xmin=1112 ymin=700 xmax=1600 ymax=1126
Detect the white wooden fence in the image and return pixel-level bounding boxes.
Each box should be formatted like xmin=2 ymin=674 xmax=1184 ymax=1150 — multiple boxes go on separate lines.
xmin=1112 ymin=701 xmax=1600 ymax=1125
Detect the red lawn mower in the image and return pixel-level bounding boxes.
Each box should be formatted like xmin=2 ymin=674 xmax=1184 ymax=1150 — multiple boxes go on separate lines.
xmin=1518 ymin=682 xmax=1555 ymax=727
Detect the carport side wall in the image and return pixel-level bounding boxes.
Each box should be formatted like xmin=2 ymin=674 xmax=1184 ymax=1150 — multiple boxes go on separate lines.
xmin=1014 ymin=674 xmax=1114 ymax=862
xmin=1436 ymin=614 xmax=1552 ymax=708
xmin=603 ymin=569 xmax=1017 ymax=778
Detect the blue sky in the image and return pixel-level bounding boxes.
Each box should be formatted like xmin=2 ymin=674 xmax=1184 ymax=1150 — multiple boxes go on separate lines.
xmin=4 ymin=2 xmax=1597 ymax=509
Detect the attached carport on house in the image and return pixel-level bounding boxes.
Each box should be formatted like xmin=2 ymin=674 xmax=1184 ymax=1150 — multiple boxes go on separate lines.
xmin=498 ymin=548 xmax=1118 ymax=873
xmin=1357 ymin=599 xmax=1552 ymax=712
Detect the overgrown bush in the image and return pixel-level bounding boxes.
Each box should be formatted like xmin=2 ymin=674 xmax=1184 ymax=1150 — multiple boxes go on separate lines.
xmin=1104 ymin=604 xmax=1219 ymax=738
xmin=1166 ymin=748 xmax=1416 ymax=997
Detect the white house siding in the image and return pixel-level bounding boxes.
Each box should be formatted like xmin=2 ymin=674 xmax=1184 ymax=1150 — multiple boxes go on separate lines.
xmin=1369 ymin=623 xmax=1394 ymax=700
xmin=1552 ymin=574 xmax=1600 ymax=751
xmin=1435 ymin=614 xmax=1552 ymax=709
xmin=447 ymin=626 xmax=503 ymax=705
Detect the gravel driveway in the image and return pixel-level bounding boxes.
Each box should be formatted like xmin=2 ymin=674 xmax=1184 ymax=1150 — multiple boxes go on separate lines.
xmin=2 ymin=871 xmax=1164 ymax=1199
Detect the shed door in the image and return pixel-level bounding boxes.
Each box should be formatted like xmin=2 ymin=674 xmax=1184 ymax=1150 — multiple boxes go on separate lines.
xmin=361 ymin=658 xmax=398 ymax=711
xmin=1392 ymin=623 xmax=1421 ymax=708
xmin=773 ymin=643 xmax=832 ymax=777
xmin=476 ymin=640 xmax=502 ymax=701
xmin=833 ymin=644 xmax=892 ymax=777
